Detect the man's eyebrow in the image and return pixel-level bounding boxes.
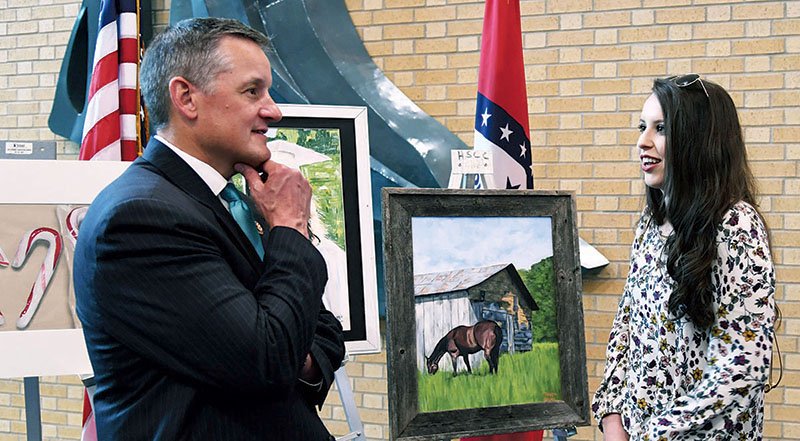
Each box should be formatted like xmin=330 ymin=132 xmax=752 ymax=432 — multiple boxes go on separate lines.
xmin=242 ymin=77 xmax=268 ymax=88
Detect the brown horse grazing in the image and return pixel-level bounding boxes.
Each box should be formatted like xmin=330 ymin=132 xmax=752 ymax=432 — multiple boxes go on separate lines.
xmin=425 ymin=320 xmax=502 ymax=376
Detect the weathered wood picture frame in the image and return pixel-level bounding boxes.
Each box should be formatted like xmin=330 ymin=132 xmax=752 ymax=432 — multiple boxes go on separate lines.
xmin=382 ymin=188 xmax=589 ymax=440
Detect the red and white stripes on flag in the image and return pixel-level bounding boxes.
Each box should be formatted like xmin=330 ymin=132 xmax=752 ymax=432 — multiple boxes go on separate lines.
xmin=80 ymin=1 xmax=141 ymax=439
xmin=80 ymin=379 xmax=97 ymax=441
xmin=79 ymin=0 xmax=140 ymax=161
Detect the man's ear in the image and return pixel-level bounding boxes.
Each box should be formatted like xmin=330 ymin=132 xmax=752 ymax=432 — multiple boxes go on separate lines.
xmin=168 ymin=76 xmax=200 ymax=121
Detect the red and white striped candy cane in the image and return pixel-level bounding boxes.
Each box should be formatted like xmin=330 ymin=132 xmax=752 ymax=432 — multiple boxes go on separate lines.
xmin=0 ymin=245 xmax=8 ymax=267
xmin=65 ymin=206 xmax=88 ymax=247
xmin=11 ymin=227 xmax=63 ymax=330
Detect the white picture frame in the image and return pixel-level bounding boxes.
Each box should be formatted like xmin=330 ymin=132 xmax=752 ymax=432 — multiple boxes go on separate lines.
xmin=272 ymin=104 xmax=381 ymax=355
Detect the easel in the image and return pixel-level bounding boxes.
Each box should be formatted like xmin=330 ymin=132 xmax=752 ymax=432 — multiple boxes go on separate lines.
xmin=448 ymin=149 xmax=494 ymax=189
xmin=553 ymin=427 xmax=577 ymax=441
xmin=334 ymin=356 xmax=366 ymax=441
xmin=23 ymin=377 xmax=41 ymax=441
xmin=448 ymin=173 xmax=494 ymax=190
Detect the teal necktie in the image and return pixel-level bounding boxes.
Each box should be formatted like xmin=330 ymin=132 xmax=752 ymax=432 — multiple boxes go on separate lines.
xmin=220 ymin=183 xmax=265 ymax=259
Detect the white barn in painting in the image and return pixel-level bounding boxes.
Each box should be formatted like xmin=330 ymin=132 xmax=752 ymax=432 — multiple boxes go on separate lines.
xmin=414 ymin=263 xmax=539 ymax=373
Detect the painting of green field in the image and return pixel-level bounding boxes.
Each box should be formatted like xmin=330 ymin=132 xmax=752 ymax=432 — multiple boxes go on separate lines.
xmin=418 ymin=343 xmax=561 ymax=412
xmin=270 ymin=128 xmax=345 ymax=249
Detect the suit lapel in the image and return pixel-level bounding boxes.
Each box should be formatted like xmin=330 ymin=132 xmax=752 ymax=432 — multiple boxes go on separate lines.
xmin=141 ymin=139 xmax=263 ymax=268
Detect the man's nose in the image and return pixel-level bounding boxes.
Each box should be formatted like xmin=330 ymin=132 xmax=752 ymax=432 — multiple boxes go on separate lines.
xmin=260 ymin=99 xmax=282 ymax=123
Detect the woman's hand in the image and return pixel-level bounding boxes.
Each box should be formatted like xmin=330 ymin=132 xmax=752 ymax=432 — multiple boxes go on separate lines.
xmin=601 ymin=414 xmax=629 ymax=441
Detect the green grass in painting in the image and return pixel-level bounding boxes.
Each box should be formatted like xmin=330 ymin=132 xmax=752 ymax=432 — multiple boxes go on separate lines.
xmin=303 ymin=158 xmax=346 ymax=250
xmin=418 ymin=343 xmax=561 ymax=413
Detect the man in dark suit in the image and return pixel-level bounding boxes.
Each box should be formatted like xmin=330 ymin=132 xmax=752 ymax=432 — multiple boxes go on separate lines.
xmin=74 ymin=17 xmax=345 ymax=440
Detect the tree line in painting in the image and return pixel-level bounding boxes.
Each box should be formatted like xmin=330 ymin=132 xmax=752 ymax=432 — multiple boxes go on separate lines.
xmin=518 ymin=256 xmax=557 ymax=343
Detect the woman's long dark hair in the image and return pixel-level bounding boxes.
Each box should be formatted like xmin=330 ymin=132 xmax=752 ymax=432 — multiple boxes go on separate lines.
xmin=646 ymin=77 xmax=760 ymax=329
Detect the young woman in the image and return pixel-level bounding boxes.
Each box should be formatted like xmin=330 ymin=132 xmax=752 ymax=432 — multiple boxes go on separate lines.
xmin=592 ymin=75 xmax=777 ymax=440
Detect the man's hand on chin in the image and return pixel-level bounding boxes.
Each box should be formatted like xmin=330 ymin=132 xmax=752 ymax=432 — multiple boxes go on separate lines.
xmin=236 ymin=161 xmax=312 ymax=238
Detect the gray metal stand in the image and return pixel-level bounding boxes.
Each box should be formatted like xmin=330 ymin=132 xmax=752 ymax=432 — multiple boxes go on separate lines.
xmin=553 ymin=426 xmax=577 ymax=441
xmin=23 ymin=377 xmax=42 ymax=441
xmin=333 ymin=361 xmax=365 ymax=441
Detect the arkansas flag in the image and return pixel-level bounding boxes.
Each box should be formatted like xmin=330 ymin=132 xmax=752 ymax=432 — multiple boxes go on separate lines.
xmin=464 ymin=2 xmax=541 ymax=439
xmin=473 ymin=0 xmax=533 ymax=190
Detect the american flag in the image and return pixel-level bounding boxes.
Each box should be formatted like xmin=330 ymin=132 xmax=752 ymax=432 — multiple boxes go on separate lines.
xmin=79 ymin=0 xmax=140 ymax=161
xmin=80 ymin=377 xmax=97 ymax=441
xmin=80 ymin=1 xmax=142 ymax=439
xmin=473 ymin=0 xmax=533 ymax=190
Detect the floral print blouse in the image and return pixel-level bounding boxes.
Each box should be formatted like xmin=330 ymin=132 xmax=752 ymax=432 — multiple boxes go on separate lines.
xmin=592 ymin=201 xmax=775 ymax=440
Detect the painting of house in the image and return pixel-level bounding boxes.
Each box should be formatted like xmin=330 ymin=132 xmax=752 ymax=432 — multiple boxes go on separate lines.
xmin=414 ymin=263 xmax=539 ymax=373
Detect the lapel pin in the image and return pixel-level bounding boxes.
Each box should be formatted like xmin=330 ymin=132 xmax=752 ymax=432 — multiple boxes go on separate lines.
xmin=255 ymin=221 xmax=264 ymax=235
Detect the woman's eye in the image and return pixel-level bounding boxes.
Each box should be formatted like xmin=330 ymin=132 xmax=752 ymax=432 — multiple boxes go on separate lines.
xmin=656 ymin=124 xmax=665 ymax=133
xmin=637 ymin=123 xmax=646 ymax=133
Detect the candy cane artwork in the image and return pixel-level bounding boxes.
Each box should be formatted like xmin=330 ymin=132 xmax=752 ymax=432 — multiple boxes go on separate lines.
xmin=63 ymin=205 xmax=89 ymax=329
xmin=10 ymin=227 xmax=63 ymax=330
xmin=0 ymin=245 xmax=8 ymax=267
xmin=65 ymin=206 xmax=88 ymax=247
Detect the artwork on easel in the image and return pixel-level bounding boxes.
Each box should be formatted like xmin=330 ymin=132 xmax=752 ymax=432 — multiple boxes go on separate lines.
xmin=269 ymin=104 xmax=380 ymax=355
xmin=383 ymin=188 xmax=589 ymax=440
xmin=0 ymin=204 xmax=84 ymax=332
xmin=0 ymin=159 xmax=128 ymax=378
xmin=267 ymin=135 xmax=351 ymax=331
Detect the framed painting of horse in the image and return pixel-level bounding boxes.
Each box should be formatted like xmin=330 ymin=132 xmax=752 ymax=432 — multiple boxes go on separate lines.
xmin=382 ymin=188 xmax=589 ymax=440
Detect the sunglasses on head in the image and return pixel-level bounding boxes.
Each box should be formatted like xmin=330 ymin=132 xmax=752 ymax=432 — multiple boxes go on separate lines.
xmin=670 ymin=73 xmax=709 ymax=98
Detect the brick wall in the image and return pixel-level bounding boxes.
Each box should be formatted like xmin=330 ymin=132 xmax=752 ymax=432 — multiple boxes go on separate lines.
xmin=1 ymin=0 xmax=798 ymax=440
xmin=343 ymin=1 xmax=799 ymax=439
xmin=0 ymin=0 xmax=81 ymax=159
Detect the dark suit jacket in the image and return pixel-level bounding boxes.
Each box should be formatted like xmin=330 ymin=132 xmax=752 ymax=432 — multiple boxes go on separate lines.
xmin=74 ymin=139 xmax=345 ymax=440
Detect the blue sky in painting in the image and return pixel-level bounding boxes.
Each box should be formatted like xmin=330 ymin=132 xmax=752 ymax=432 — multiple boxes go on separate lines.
xmin=411 ymin=216 xmax=553 ymax=275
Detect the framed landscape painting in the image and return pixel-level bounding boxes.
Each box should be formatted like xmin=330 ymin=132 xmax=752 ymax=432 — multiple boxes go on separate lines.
xmin=270 ymin=104 xmax=380 ymax=355
xmin=382 ymin=188 xmax=589 ymax=440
